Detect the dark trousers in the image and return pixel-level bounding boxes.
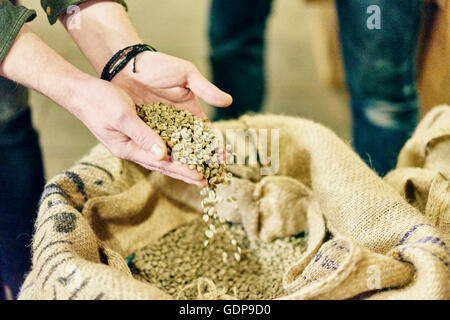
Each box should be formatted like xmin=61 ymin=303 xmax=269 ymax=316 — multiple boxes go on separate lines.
xmin=209 ymin=0 xmax=423 ymax=176
xmin=336 ymin=0 xmax=422 ymax=176
xmin=208 ymin=0 xmax=273 ymax=121
xmin=0 ymin=76 xmax=44 ymax=299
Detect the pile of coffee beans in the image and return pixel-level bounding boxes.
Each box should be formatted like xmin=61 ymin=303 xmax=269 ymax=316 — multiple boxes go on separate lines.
xmin=131 ymin=218 xmax=307 ymax=300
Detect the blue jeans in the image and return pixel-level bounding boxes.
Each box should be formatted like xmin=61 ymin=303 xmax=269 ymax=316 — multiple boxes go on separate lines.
xmin=336 ymin=0 xmax=422 ymax=176
xmin=0 ymin=76 xmax=44 ymax=299
xmin=209 ymin=0 xmax=422 ymax=176
xmin=208 ymin=0 xmax=273 ymax=121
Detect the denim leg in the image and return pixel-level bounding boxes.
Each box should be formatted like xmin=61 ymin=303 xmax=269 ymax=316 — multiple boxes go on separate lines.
xmin=0 ymin=77 xmax=44 ymax=298
xmin=336 ymin=0 xmax=423 ymax=176
xmin=209 ymin=0 xmax=273 ymax=121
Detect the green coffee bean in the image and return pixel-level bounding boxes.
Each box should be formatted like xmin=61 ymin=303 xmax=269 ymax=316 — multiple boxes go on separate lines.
xmin=136 ymin=103 xmax=227 ymax=187
xmin=131 ymin=218 xmax=307 ymax=300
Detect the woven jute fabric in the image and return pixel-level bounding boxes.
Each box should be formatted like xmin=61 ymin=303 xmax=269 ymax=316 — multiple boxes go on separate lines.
xmin=19 ymin=107 xmax=450 ymax=300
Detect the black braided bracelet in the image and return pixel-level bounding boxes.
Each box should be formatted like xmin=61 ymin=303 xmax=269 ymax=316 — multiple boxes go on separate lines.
xmin=100 ymin=44 xmax=157 ymax=82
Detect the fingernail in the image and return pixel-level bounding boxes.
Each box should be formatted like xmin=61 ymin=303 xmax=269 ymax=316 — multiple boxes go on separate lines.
xmin=225 ymin=93 xmax=233 ymax=105
xmin=151 ymin=144 xmax=164 ymax=160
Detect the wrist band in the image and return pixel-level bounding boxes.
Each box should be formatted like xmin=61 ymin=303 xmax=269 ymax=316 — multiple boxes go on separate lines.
xmin=101 ymin=44 xmax=157 ymax=82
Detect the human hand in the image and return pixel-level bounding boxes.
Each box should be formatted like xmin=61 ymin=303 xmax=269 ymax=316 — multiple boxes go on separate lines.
xmin=59 ymin=1 xmax=232 ymax=184
xmin=0 ymin=26 xmax=208 ymax=186
xmin=71 ymin=77 xmax=207 ymax=186
xmin=61 ymin=0 xmax=232 ymax=116
xmin=111 ymin=51 xmax=232 ymax=117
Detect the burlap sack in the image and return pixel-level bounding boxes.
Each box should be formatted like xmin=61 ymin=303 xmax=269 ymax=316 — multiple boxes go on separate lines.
xmin=19 ymin=108 xmax=449 ymax=300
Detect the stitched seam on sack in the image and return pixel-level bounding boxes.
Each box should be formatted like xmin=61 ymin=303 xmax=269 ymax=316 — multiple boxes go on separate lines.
xmin=398 ymin=245 xmax=450 ymax=270
xmin=397 ymin=223 xmax=432 ymax=246
xmin=287 ymin=242 xmax=362 ymax=299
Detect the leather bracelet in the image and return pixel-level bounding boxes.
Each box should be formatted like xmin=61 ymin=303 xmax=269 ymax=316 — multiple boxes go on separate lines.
xmin=100 ymin=44 xmax=157 ymax=82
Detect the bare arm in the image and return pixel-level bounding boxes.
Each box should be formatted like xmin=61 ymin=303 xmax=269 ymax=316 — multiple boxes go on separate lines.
xmin=60 ymin=0 xmax=232 ymax=116
xmin=0 ymin=26 xmax=89 ymax=116
xmin=0 ymin=26 xmax=206 ymax=186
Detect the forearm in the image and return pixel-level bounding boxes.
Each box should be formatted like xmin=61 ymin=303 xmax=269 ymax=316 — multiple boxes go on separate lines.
xmin=0 ymin=25 xmax=93 ymax=118
xmin=60 ymin=0 xmax=141 ymax=75
xmin=59 ymin=0 xmax=232 ymax=114
xmin=0 ymin=13 xmax=208 ymax=185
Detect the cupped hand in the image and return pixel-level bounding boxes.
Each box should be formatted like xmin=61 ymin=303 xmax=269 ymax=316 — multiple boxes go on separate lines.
xmin=72 ymin=78 xmax=207 ymax=187
xmin=111 ymin=51 xmax=233 ymax=117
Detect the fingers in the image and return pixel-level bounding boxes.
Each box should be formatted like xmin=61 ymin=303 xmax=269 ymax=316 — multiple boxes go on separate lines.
xmin=126 ymin=142 xmax=207 ymax=187
xmin=158 ymin=88 xmax=207 ymax=118
xmin=135 ymin=159 xmax=208 ymax=187
xmin=115 ymin=112 xmax=207 ymax=186
xmin=119 ymin=112 xmax=168 ymax=161
xmin=113 ymin=118 xmax=207 ymax=186
xmin=187 ymin=68 xmax=233 ymax=108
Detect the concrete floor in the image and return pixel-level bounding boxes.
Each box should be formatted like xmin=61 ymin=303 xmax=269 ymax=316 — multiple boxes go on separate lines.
xmin=22 ymin=0 xmax=350 ymax=179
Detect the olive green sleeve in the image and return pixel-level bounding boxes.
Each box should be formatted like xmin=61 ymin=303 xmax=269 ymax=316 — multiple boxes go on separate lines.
xmin=41 ymin=0 xmax=127 ymax=25
xmin=0 ymin=0 xmax=36 ymax=65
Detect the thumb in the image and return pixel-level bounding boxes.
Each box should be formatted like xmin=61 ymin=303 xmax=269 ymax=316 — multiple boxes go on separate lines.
xmin=187 ymin=68 xmax=233 ymax=107
xmin=120 ymin=113 xmax=168 ymax=161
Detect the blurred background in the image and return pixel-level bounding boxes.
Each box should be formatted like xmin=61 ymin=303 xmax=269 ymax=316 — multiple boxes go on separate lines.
xmin=21 ymin=0 xmax=350 ymax=179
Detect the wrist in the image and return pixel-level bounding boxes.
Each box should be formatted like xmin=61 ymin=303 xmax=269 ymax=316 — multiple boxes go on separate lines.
xmin=109 ymin=50 xmax=156 ymax=98
xmin=101 ymin=44 xmax=157 ymax=83
xmin=62 ymin=0 xmax=142 ymax=75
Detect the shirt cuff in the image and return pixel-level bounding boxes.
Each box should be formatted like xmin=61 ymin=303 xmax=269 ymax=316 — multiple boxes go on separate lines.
xmin=41 ymin=0 xmax=127 ymax=25
xmin=0 ymin=0 xmax=36 ymax=65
